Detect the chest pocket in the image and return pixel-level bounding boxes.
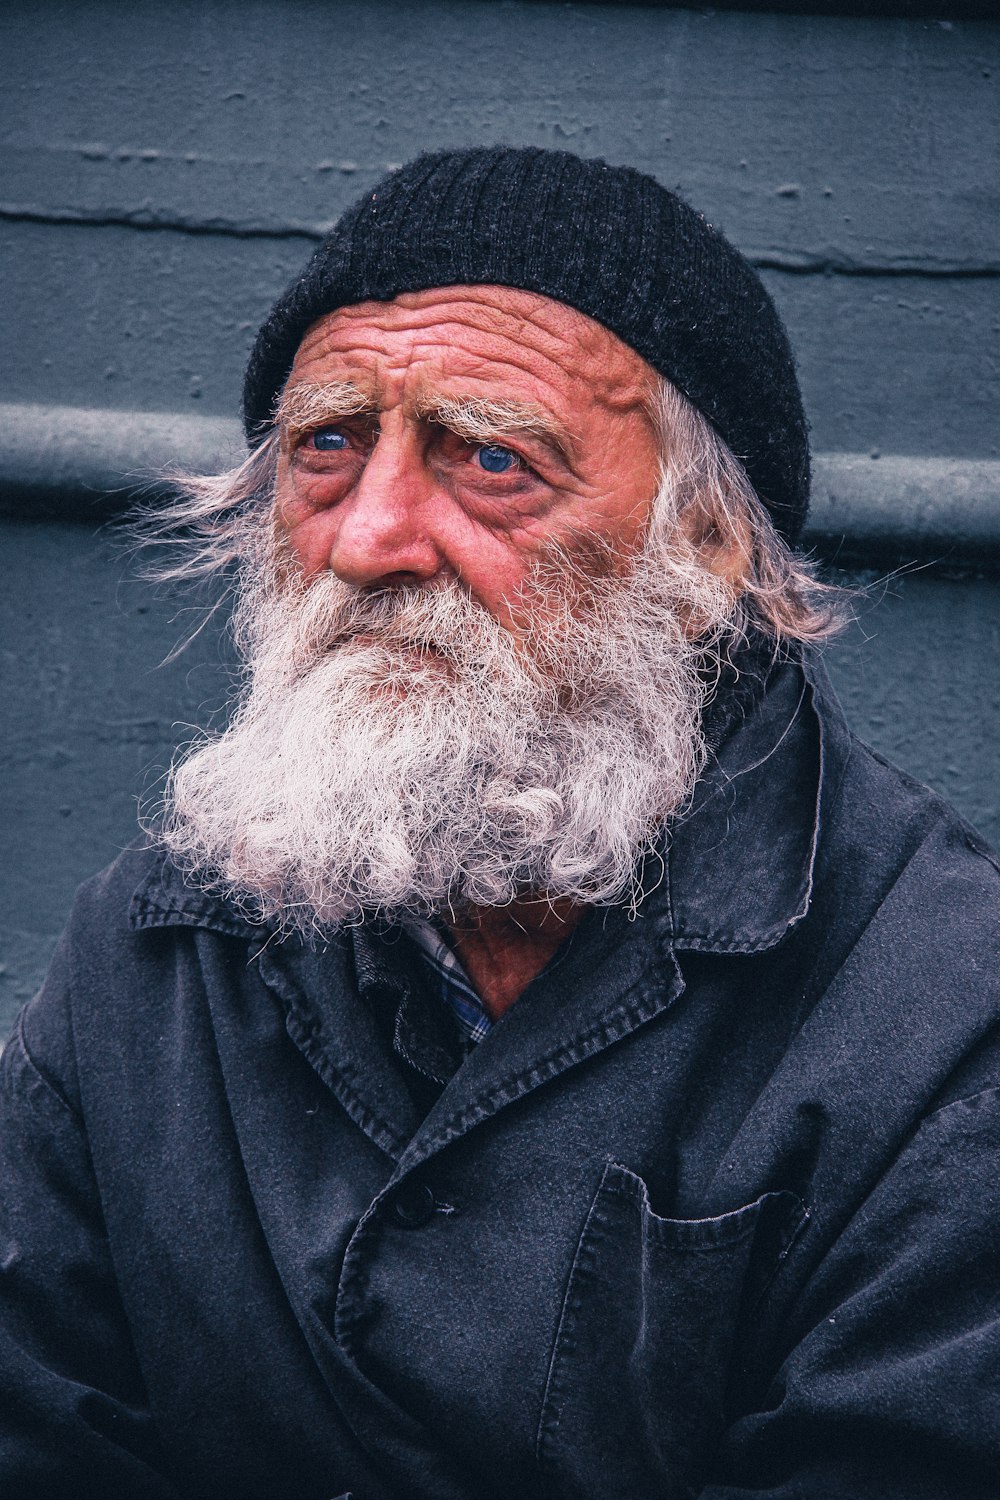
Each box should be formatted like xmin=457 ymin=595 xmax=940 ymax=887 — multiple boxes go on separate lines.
xmin=536 ymin=1161 xmax=807 ymax=1499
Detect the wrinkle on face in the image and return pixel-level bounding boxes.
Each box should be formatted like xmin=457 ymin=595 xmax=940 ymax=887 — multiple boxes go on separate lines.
xmin=273 ymin=284 xmax=662 ymax=621
xmin=290 ymin=286 xmax=652 ymax=416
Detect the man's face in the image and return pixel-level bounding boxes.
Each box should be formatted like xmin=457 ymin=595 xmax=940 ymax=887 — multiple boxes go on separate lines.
xmin=157 ymin=289 xmax=738 ymax=932
xmin=273 ymin=285 xmax=662 ymax=631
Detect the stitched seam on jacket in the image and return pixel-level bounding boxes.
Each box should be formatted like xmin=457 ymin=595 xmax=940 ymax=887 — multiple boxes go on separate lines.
xmin=10 ymin=1009 xmax=83 ymax=1125
xmin=416 ymin=985 xmax=676 ymax=1159
xmin=283 ymin=1009 xmax=408 ymax=1160
xmin=535 ymin=1168 xmax=617 ymax=1469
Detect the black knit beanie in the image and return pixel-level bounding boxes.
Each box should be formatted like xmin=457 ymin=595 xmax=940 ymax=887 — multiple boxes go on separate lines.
xmin=243 ymin=146 xmax=809 ymax=544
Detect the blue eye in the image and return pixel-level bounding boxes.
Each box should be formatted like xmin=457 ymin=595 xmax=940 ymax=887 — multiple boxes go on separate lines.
xmin=311 ymin=428 xmax=348 ymax=451
xmin=477 ymin=444 xmax=518 ymax=474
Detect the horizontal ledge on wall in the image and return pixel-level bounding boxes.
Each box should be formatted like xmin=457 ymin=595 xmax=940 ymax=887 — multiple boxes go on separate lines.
xmin=0 ymin=403 xmax=246 ymax=517
xmin=803 ymin=453 xmax=1000 ymax=570
xmin=1 ymin=401 xmax=998 ymax=571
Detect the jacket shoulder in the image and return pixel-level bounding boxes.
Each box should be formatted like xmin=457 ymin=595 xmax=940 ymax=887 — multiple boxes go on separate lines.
xmin=809 ymin=729 xmax=1000 ymax=1089
xmin=15 ymin=845 xmax=228 ymax=1113
xmin=824 ymin=724 xmax=1000 ymax=912
xmin=70 ymin=840 xmax=170 ymax=933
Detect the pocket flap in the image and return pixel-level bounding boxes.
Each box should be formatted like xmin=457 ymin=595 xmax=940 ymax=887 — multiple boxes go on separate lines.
xmin=537 ymin=1161 xmax=808 ymax=1499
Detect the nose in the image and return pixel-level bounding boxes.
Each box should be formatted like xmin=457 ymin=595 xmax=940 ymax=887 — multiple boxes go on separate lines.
xmin=326 ymin=422 xmax=443 ymax=590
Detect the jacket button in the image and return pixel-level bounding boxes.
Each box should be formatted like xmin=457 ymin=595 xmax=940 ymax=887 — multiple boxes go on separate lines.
xmin=392 ymin=1181 xmax=436 ymax=1228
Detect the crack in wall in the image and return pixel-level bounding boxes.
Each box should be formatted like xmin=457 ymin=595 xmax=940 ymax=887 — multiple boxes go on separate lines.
xmin=3 ymin=203 xmax=999 ymax=278
xmin=0 ymin=203 xmax=320 ymax=244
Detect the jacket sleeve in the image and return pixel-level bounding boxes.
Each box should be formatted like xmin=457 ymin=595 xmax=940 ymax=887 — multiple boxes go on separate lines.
xmin=0 ymin=1004 xmax=182 ymax=1499
xmin=701 ymin=1082 xmax=1000 ymax=1499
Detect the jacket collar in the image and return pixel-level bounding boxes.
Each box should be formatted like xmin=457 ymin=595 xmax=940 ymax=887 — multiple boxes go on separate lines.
xmin=666 ymin=646 xmax=837 ymax=955
xmin=129 ymin=646 xmax=843 ymax=958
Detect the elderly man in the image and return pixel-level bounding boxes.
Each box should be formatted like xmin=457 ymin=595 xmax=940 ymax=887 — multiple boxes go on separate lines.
xmin=1 ymin=147 xmax=998 ymax=1499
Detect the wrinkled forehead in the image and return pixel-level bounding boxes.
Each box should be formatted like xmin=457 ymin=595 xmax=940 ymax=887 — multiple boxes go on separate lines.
xmin=285 ymin=284 xmax=659 ymax=419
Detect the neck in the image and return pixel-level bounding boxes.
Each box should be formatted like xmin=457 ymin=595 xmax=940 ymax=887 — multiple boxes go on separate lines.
xmin=443 ymin=895 xmax=586 ymax=1020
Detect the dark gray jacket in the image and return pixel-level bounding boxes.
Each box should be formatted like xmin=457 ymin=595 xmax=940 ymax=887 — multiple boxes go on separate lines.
xmin=2 ymin=653 xmax=999 ymax=1499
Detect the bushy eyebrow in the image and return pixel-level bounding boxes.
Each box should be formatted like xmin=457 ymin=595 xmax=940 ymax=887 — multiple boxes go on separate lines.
xmin=418 ymin=395 xmax=575 ymax=466
xmin=275 ymin=381 xmax=575 ymax=468
xmin=275 ymin=379 xmax=375 ymax=436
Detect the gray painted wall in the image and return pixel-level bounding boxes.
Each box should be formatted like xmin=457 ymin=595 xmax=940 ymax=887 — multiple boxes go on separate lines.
xmin=2 ymin=1 xmax=998 ymax=1034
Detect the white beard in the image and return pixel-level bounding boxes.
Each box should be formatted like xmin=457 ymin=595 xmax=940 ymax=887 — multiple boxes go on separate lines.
xmin=155 ymin=526 xmax=735 ymax=937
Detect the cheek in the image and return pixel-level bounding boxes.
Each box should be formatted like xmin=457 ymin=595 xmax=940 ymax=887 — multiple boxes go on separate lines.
xmin=440 ymin=523 xmax=544 ymax=619
xmin=273 ymin=460 xmax=340 ymax=574
xmin=582 ymin=411 xmax=661 ymax=544
xmin=273 ymin=499 xmax=335 ymax=579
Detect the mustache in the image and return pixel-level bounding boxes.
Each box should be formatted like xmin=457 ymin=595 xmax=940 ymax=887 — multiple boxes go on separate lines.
xmin=248 ymin=571 xmax=527 ymax=681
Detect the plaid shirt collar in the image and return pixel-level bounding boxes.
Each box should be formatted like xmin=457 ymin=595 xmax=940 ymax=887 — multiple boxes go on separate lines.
xmin=402 ymin=917 xmax=493 ymax=1047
